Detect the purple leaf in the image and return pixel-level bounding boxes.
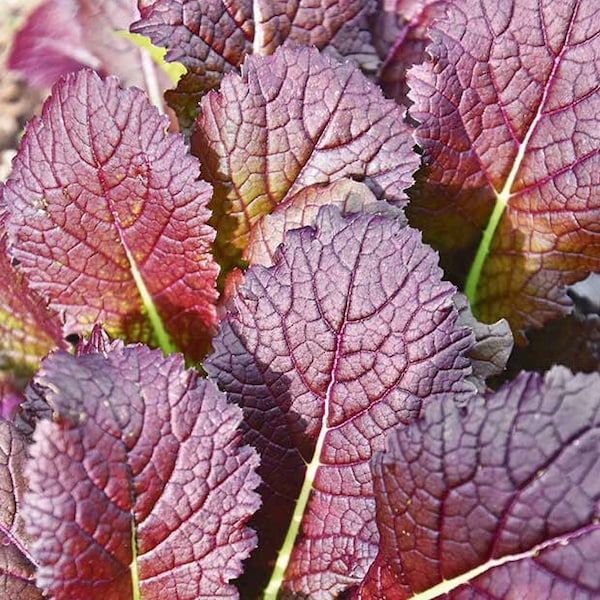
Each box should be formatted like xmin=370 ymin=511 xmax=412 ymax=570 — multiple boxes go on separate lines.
xmin=0 ymin=420 xmax=42 ymax=599
xmin=193 ymin=44 xmax=418 ymax=266
xmin=206 ymin=205 xmax=475 ymax=598
xmin=357 ymin=366 xmax=600 ymax=599
xmin=3 ymin=70 xmax=219 ymax=362
xmin=407 ymin=0 xmax=600 ymax=340
xmin=131 ymin=0 xmax=379 ymax=94
xmin=8 ymin=0 xmax=172 ymax=103
xmin=24 ymin=345 xmax=261 ymax=599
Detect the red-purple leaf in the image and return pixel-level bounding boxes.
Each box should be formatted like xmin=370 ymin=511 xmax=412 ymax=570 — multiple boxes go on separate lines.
xmin=357 ymin=366 xmax=600 ymax=599
xmin=206 ymin=206 xmax=475 ymax=598
xmin=193 ymin=44 xmax=418 ymax=266
xmin=8 ymin=0 xmax=172 ymax=105
xmin=0 ymin=193 xmax=65 ymax=380
xmin=23 ymin=345 xmax=260 ymax=599
xmin=407 ymin=0 xmax=600 ymax=340
xmin=0 ymin=420 xmax=42 ymax=599
xmin=3 ymin=70 xmax=219 ymax=362
xmin=132 ymin=0 xmax=379 ymax=96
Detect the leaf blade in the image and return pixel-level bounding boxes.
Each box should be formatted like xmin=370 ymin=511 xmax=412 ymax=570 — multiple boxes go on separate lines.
xmin=3 ymin=70 xmax=219 ymax=361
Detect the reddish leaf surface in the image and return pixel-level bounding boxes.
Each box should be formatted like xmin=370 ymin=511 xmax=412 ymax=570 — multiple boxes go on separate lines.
xmin=0 ymin=194 xmax=65 ymax=381
xmin=23 ymin=345 xmax=260 ymax=600
xmin=8 ymin=0 xmax=172 ymax=104
xmin=132 ymin=0 xmax=379 ymax=93
xmin=357 ymin=367 xmax=600 ymax=599
xmin=3 ymin=70 xmax=219 ymax=362
xmin=407 ymin=0 xmax=600 ymax=340
xmin=193 ymin=44 xmax=418 ymax=266
xmin=0 ymin=420 xmax=42 ymax=600
xmin=206 ymin=206 xmax=475 ymax=598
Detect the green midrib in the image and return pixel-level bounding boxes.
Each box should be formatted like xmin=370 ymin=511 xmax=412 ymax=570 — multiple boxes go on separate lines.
xmin=464 ymin=50 xmax=563 ymax=308
xmin=130 ymin=520 xmax=141 ymax=600
xmin=120 ymin=237 xmax=177 ymax=355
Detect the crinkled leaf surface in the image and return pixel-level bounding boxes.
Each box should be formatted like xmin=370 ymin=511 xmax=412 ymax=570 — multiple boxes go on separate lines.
xmin=8 ymin=0 xmax=172 ymax=106
xmin=408 ymin=0 xmax=600 ymax=340
xmin=245 ymin=179 xmax=405 ymax=268
xmin=0 ymin=420 xmax=42 ymax=600
xmin=3 ymin=70 xmax=219 ymax=362
xmin=132 ymin=0 xmax=378 ymax=102
xmin=206 ymin=206 xmax=475 ymax=599
xmin=0 ymin=195 xmax=65 ymax=381
xmin=193 ymin=44 xmax=418 ymax=267
xmin=357 ymin=366 xmax=600 ymax=599
xmin=23 ymin=345 xmax=260 ymax=600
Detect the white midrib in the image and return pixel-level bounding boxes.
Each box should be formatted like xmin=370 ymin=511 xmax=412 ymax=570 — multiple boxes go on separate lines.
xmin=464 ymin=43 xmax=566 ymax=304
xmin=253 ymin=0 xmax=267 ymax=54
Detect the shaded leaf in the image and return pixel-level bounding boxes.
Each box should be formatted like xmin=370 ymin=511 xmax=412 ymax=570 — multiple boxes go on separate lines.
xmin=357 ymin=366 xmax=600 ymax=599
xmin=0 ymin=420 xmax=42 ymax=600
xmin=371 ymin=0 xmax=449 ymax=105
xmin=24 ymin=345 xmax=260 ymax=599
xmin=407 ymin=0 xmax=600 ymax=340
xmin=3 ymin=70 xmax=219 ymax=362
xmin=501 ymin=311 xmax=600 ymax=381
xmin=206 ymin=206 xmax=475 ymax=599
xmin=454 ymin=292 xmax=513 ymax=391
xmin=193 ymin=44 xmax=418 ymax=267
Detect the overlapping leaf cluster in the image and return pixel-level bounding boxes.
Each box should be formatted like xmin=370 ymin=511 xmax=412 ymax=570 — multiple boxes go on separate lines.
xmin=1 ymin=1 xmax=598 ymax=599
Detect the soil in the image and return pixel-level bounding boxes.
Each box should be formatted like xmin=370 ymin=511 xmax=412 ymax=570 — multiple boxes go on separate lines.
xmin=0 ymin=0 xmax=46 ymax=181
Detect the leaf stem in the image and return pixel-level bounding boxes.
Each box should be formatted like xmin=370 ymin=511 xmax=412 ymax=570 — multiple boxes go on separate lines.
xmin=130 ymin=520 xmax=141 ymax=600
xmin=464 ymin=196 xmax=505 ymax=306
xmin=122 ymin=242 xmax=177 ymax=356
xmin=262 ymin=425 xmax=328 ymax=600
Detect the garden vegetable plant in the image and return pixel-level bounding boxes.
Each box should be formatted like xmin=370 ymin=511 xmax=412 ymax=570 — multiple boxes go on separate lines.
xmin=1 ymin=0 xmax=599 ymax=599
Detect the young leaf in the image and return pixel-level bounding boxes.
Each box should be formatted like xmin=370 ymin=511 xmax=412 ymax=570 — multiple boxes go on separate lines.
xmin=23 ymin=345 xmax=260 ymax=600
xmin=206 ymin=206 xmax=475 ymax=599
xmin=3 ymin=70 xmax=219 ymax=362
xmin=0 ymin=420 xmax=42 ymax=600
xmin=0 ymin=194 xmax=65 ymax=382
xmin=407 ymin=0 xmax=600 ymax=340
xmin=357 ymin=367 xmax=600 ymax=599
xmin=193 ymin=44 xmax=418 ymax=266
